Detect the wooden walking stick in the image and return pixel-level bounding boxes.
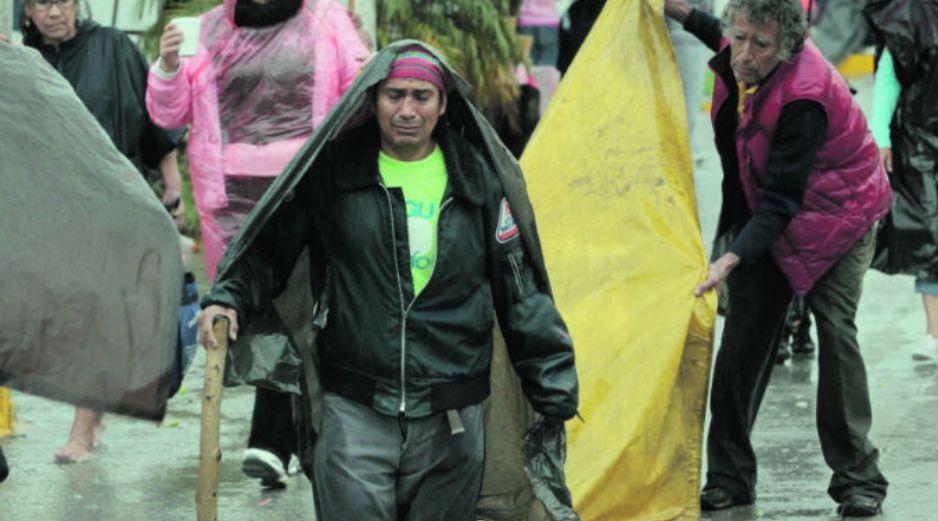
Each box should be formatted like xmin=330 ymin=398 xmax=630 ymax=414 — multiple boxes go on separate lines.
xmin=196 ymin=317 xmax=229 ymax=521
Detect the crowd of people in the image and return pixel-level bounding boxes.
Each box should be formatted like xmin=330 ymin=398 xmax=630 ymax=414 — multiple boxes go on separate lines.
xmin=2 ymin=0 xmax=938 ymax=519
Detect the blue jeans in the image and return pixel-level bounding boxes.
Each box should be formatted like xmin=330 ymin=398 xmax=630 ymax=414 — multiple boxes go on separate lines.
xmin=915 ymin=278 xmax=938 ymax=296
xmin=518 ymin=25 xmax=560 ymax=67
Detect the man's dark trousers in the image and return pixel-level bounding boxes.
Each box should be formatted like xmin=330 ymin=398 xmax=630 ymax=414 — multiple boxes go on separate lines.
xmin=311 ymin=393 xmax=484 ymax=521
xmin=705 ymin=228 xmax=888 ymax=503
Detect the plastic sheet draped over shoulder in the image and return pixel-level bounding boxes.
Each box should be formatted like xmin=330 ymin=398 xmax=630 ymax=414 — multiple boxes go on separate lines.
xmin=519 ymin=0 xmax=716 ymax=519
xmin=211 ymin=40 xmax=579 ymax=520
xmin=0 ymin=44 xmax=182 ymax=421
xmin=866 ymin=0 xmax=938 ymax=279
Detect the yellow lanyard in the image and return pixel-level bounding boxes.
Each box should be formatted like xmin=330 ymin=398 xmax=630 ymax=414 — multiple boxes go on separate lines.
xmin=737 ymin=81 xmax=759 ymax=118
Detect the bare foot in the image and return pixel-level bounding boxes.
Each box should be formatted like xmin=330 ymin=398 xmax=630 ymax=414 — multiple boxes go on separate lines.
xmin=92 ymin=416 xmax=107 ymax=449
xmin=54 ymin=408 xmax=103 ymax=464
xmin=54 ymin=439 xmax=93 ymax=463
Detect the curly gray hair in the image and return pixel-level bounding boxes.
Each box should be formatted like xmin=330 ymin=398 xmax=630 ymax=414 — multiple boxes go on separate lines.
xmin=720 ymin=0 xmax=808 ymax=62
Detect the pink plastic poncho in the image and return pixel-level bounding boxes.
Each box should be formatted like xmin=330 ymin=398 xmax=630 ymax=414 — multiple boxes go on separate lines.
xmin=146 ymin=0 xmax=368 ymax=281
xmin=518 ymin=0 xmax=561 ymax=27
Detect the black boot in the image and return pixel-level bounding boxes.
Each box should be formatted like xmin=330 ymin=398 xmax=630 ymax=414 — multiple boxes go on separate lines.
xmin=776 ymin=335 xmax=792 ymax=364
xmin=792 ymin=329 xmax=815 ymax=354
xmin=0 ymin=447 xmax=9 ymax=483
xmin=789 ymin=298 xmax=815 ymax=355
xmin=776 ymin=302 xmax=795 ymax=365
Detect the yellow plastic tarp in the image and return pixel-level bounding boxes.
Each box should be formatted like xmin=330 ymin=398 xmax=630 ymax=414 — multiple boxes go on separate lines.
xmin=0 ymin=388 xmax=14 ymax=437
xmin=520 ymin=1 xmax=717 ymax=519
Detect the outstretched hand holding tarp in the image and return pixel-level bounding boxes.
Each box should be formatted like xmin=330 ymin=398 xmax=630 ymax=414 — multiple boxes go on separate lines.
xmin=520 ymin=0 xmax=717 ymax=519
xmin=0 ymin=44 xmax=182 ymax=421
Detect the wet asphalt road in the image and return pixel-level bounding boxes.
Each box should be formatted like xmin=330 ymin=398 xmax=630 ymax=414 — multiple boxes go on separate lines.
xmin=1 ymin=75 xmax=936 ymax=521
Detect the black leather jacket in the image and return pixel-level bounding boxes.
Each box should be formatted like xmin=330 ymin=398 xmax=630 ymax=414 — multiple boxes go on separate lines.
xmin=205 ymin=124 xmax=578 ymax=419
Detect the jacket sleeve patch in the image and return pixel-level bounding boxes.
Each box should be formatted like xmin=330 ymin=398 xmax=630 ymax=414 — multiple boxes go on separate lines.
xmin=496 ymin=197 xmax=520 ymax=243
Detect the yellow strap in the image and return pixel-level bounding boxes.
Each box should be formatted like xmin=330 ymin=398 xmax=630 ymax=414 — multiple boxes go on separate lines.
xmin=0 ymin=387 xmax=14 ymax=436
xmin=737 ymin=81 xmax=759 ymax=118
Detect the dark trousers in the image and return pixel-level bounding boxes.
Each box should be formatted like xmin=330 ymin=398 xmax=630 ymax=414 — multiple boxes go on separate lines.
xmin=705 ymin=228 xmax=888 ymax=502
xmin=312 ymin=394 xmax=484 ymax=521
xmin=248 ymin=386 xmax=297 ymax=467
xmin=0 ymin=446 xmax=8 ymax=483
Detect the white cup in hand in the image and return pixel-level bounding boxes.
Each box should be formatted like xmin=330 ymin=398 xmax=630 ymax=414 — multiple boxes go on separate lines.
xmin=170 ymin=17 xmax=201 ymax=57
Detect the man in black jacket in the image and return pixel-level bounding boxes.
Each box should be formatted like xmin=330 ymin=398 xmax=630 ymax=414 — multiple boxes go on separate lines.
xmin=198 ymin=43 xmax=578 ymax=521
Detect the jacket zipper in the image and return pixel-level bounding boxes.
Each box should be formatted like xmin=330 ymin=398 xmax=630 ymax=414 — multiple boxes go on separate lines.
xmin=380 ymin=184 xmax=409 ymax=412
xmin=409 ymin=197 xmax=454 ymax=307
xmin=507 ymin=252 xmax=524 ymax=297
xmin=398 ymin=196 xmax=454 ymax=411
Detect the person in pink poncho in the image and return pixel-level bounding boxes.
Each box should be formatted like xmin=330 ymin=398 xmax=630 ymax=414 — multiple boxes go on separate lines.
xmin=146 ymin=0 xmax=369 ymax=488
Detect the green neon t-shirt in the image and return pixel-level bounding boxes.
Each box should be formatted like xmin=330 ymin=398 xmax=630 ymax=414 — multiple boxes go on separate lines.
xmin=379 ymin=146 xmax=448 ymax=296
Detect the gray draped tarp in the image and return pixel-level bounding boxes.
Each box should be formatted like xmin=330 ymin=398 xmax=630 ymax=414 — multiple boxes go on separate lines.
xmin=212 ymin=40 xmax=578 ymax=521
xmin=0 ymin=44 xmax=182 ymax=421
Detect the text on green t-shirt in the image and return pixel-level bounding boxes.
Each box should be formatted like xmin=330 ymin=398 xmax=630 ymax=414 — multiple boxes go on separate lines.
xmin=379 ymin=146 xmax=448 ymax=296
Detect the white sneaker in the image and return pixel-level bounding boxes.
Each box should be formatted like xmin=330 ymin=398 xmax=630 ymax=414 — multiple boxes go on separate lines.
xmin=912 ymin=335 xmax=938 ymax=363
xmin=241 ymin=448 xmax=288 ymax=489
xmin=286 ymin=454 xmax=301 ymax=476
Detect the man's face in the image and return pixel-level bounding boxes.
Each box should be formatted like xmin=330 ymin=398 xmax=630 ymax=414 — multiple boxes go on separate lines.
xmin=376 ymin=78 xmax=446 ymax=160
xmin=728 ymin=11 xmax=782 ymax=85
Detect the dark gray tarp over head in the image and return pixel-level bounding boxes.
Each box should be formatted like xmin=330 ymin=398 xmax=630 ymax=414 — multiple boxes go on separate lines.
xmin=0 ymin=44 xmax=182 ymax=421
xmin=212 ymin=40 xmax=578 ymax=521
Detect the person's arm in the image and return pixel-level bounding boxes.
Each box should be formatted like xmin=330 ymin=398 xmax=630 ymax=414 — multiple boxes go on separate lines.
xmin=665 ymin=0 xmax=723 ymax=51
xmin=146 ymin=23 xmax=195 ymax=129
xmin=120 ymin=30 xmax=188 ymax=227
xmin=870 ymin=48 xmax=900 ymax=172
xmin=348 ymin=11 xmax=374 ymax=53
xmin=329 ymin=5 xmax=372 ymax=93
xmin=696 ymin=101 xmax=826 ymax=295
xmin=483 ymin=164 xmax=579 ymax=421
xmin=158 ymin=150 xmax=186 ymax=229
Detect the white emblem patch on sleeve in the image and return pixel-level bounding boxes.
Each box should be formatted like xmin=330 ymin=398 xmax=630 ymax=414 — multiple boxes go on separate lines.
xmin=495 ymin=198 xmax=520 ymax=243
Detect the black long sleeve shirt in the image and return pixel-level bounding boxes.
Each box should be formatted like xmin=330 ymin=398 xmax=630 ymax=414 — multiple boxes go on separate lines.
xmin=684 ymin=9 xmax=829 ymax=262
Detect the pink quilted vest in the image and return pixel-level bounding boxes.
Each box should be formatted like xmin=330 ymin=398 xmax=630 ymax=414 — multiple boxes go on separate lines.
xmin=711 ymin=41 xmax=892 ymax=295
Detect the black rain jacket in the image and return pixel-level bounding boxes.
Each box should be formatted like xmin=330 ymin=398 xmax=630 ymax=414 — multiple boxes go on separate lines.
xmin=205 ymin=121 xmax=579 ymax=420
xmin=25 ymin=20 xmax=178 ymax=174
xmin=867 ymin=0 xmax=938 ymax=278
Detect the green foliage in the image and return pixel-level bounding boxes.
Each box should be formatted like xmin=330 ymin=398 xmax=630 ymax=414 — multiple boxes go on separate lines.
xmin=378 ymin=0 xmax=524 ymax=122
xmin=176 ymin=153 xmax=200 ymax=237
xmin=139 ymin=0 xmax=222 ymax=60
